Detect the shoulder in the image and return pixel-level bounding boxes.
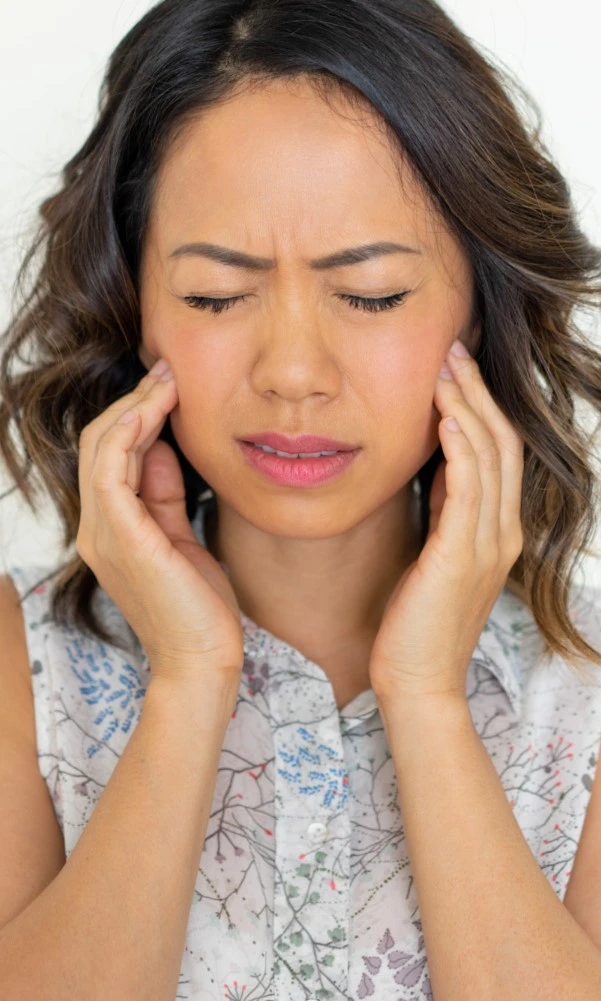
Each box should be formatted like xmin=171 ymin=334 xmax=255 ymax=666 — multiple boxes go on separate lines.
xmin=0 ymin=571 xmax=39 ymax=748
xmin=1 ymin=561 xmax=60 ymax=654
xmin=564 ymin=580 xmax=601 ymax=682
xmin=0 ymin=563 xmax=62 ymax=716
xmin=3 ymin=563 xmax=59 ymax=604
xmin=0 ymin=562 xmax=59 ymax=670
xmin=510 ymin=577 xmax=601 ymax=687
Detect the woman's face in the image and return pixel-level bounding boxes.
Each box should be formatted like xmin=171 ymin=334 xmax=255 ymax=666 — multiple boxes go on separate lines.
xmin=138 ymin=76 xmax=478 ymax=539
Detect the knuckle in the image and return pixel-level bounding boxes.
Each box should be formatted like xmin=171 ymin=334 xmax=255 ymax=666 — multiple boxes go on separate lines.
xmin=132 ymin=375 xmax=152 ymax=395
xmin=454 ymin=356 xmax=474 ymax=375
xmin=89 ymin=472 xmax=113 ymax=497
xmin=128 ymin=383 xmax=148 ymax=403
xmin=453 ymin=436 xmax=473 ymax=460
xmin=479 ymin=443 xmax=501 ymax=472
xmin=465 ymin=362 xmax=484 ymax=391
xmin=480 ymin=542 xmax=501 ymax=566
xmin=510 ymin=530 xmax=524 ymax=558
xmin=500 ymin=429 xmax=524 ymax=458
xmin=460 ymin=482 xmax=481 ymax=506
xmin=500 ymin=532 xmax=523 ymax=566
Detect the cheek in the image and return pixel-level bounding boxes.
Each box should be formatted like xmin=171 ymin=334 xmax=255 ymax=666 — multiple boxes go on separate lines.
xmin=360 ymin=340 xmax=442 ymax=470
xmin=153 ymin=315 xmax=244 ymax=409
xmin=361 ymin=337 xmax=438 ymax=422
xmin=168 ymin=395 xmax=226 ymax=489
xmin=167 ymin=341 xmax=243 ymax=455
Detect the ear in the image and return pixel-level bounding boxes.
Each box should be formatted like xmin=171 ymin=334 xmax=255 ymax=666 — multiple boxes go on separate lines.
xmin=137 ymin=344 xmax=154 ymax=373
xmin=468 ymin=318 xmax=482 ymax=357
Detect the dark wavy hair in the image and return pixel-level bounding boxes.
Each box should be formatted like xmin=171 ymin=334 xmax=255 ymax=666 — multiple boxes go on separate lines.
xmin=1 ymin=0 xmax=601 ymax=676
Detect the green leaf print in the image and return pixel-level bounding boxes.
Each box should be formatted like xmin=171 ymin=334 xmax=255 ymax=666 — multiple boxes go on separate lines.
xmin=295 ymin=863 xmax=312 ymax=878
xmin=290 ymin=931 xmax=303 ymax=946
xmin=315 ymin=851 xmax=326 ymax=864
xmin=287 ymin=883 xmax=300 ymax=898
xmin=300 ymin=964 xmax=314 ymax=979
xmin=308 ymin=891 xmax=320 ymax=904
xmin=328 ymin=925 xmax=345 ymax=942
xmin=322 ymin=954 xmax=335 ymax=966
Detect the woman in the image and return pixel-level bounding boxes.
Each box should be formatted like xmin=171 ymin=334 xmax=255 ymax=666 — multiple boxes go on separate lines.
xmin=1 ymin=0 xmax=601 ymax=998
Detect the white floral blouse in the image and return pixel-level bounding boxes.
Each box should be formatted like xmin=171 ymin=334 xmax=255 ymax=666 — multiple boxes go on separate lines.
xmin=6 ymin=498 xmax=601 ymax=1001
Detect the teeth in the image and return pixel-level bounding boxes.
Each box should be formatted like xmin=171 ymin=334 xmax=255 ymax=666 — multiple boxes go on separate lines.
xmin=253 ymin=443 xmax=339 ymax=458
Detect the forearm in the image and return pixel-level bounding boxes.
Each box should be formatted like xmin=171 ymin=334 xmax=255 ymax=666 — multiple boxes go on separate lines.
xmin=0 ymin=673 xmax=238 ymax=1001
xmin=377 ymin=692 xmax=601 ymax=1001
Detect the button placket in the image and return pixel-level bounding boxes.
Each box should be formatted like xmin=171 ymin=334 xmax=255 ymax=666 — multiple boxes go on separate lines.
xmin=271 ymin=677 xmax=351 ymax=998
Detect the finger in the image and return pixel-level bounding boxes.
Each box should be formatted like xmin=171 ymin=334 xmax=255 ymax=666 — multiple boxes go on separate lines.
xmin=124 ymin=379 xmax=180 ymax=491
xmin=435 ymin=363 xmax=502 ymax=557
xmin=78 ymin=364 xmax=168 ymax=492
xmin=80 ymin=376 xmax=177 ymax=540
xmin=445 ymin=343 xmax=525 ymax=549
xmin=137 ymin=439 xmax=197 ymax=544
xmin=78 ymin=372 xmax=149 ymax=508
xmin=431 ymin=400 xmax=481 ymax=565
xmin=93 ymin=376 xmax=177 ymax=496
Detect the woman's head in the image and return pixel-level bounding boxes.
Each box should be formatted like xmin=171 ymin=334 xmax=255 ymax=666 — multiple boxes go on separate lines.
xmin=139 ymin=75 xmax=477 ymax=541
xmin=2 ymin=0 xmax=600 ymax=674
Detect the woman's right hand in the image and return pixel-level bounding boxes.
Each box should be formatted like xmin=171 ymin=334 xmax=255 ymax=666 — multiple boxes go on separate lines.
xmin=76 ymin=357 xmax=244 ymax=688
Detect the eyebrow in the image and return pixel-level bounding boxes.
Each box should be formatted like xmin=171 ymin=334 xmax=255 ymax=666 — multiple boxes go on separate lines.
xmin=168 ymin=240 xmax=422 ymax=270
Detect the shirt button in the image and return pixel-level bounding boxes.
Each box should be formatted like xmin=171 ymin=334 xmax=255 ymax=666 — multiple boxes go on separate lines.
xmin=306 ymin=821 xmax=327 ymax=844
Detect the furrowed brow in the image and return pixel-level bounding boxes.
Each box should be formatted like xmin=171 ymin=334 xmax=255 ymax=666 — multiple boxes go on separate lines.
xmin=168 ymin=240 xmax=422 ymax=271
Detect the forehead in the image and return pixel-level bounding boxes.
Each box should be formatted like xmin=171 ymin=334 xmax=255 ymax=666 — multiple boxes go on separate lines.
xmin=148 ymin=77 xmax=463 ymax=273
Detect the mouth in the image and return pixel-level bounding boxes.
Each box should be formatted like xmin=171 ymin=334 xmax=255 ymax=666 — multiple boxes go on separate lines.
xmin=237 ymin=440 xmax=361 ymax=487
xmin=240 ymin=441 xmax=352 ymax=458
xmin=238 ymin=431 xmax=359 ymax=455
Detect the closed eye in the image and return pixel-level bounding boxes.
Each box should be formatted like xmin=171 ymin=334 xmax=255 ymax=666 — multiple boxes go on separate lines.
xmin=183 ymin=291 xmax=412 ymax=315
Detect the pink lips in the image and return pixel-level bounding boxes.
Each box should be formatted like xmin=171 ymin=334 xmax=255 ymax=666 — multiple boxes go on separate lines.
xmin=240 ymin=431 xmax=358 ymax=453
xmin=237 ymin=440 xmax=361 ymax=487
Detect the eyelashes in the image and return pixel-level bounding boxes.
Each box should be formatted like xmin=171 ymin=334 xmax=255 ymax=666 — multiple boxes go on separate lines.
xmin=338 ymin=292 xmax=411 ymax=314
xmin=182 ymin=290 xmax=412 ymax=316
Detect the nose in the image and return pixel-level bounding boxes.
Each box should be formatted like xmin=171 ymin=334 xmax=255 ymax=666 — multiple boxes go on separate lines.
xmin=249 ymin=296 xmax=343 ymax=401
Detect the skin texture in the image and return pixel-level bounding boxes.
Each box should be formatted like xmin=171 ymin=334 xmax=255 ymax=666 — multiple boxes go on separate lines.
xmin=137 ymin=75 xmax=480 ymax=707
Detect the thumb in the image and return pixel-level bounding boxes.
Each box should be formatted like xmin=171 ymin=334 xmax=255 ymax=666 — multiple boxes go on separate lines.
xmin=138 ymin=439 xmax=198 ymax=544
xmin=426 ymin=458 xmax=447 ymax=540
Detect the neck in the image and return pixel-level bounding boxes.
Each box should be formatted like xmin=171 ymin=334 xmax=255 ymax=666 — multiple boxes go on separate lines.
xmin=202 ymin=485 xmax=423 ymax=687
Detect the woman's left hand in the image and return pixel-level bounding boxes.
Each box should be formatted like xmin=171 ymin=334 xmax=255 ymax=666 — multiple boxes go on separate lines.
xmin=368 ymin=336 xmax=525 ymax=703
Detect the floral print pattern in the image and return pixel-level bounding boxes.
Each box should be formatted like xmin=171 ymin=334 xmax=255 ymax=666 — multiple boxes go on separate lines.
xmin=6 ymin=498 xmax=601 ymax=1000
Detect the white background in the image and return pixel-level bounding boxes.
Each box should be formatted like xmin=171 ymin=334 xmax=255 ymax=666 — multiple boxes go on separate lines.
xmin=1 ymin=1 xmax=600 ymax=581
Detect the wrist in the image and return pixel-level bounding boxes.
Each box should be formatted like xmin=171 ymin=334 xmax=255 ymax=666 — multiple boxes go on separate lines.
xmin=375 ymin=687 xmax=473 ymax=733
xmin=145 ymin=650 xmax=242 ymax=690
xmin=146 ymin=672 xmax=240 ymax=716
xmin=140 ymin=675 xmax=240 ymax=765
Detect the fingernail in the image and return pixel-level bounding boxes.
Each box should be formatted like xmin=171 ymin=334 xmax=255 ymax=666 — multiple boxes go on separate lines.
xmin=444 ymin=416 xmax=461 ymax=432
xmin=119 ymin=408 xmax=138 ymax=425
xmin=149 ymin=358 xmax=170 ymax=377
xmin=449 ymin=339 xmax=469 ymax=357
xmin=438 ymin=361 xmax=454 ymax=380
